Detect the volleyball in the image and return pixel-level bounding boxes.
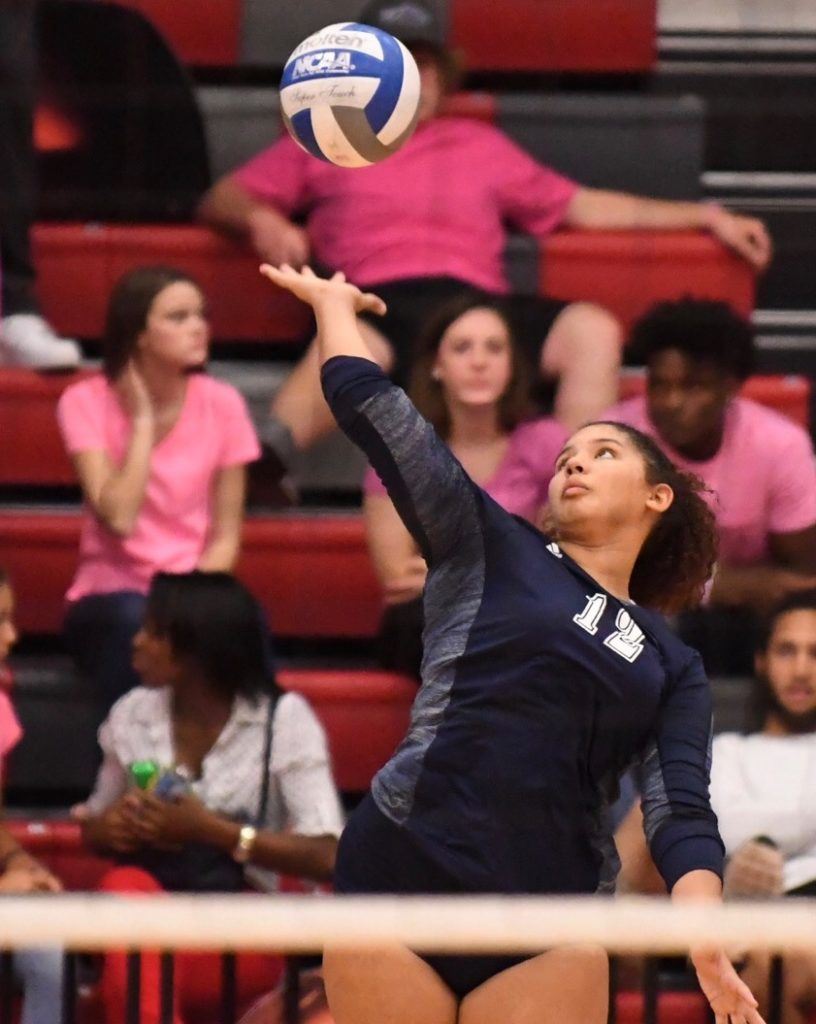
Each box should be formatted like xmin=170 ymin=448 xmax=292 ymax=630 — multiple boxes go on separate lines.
xmin=280 ymin=22 xmax=421 ymax=168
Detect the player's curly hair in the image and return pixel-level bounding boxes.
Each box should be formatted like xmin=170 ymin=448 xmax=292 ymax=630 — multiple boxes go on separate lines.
xmin=549 ymin=422 xmax=719 ymax=615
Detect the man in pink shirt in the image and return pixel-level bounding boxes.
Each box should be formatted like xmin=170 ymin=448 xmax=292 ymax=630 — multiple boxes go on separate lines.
xmin=605 ymin=298 xmax=816 ymax=659
xmin=197 ymin=0 xmax=771 ymax=493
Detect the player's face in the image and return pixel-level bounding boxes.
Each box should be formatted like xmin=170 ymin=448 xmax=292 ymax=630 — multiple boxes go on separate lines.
xmin=757 ymin=609 xmax=816 ymax=725
xmin=0 ymin=584 xmax=19 ymax=664
xmin=548 ymin=423 xmax=672 ymax=536
xmin=432 ymin=308 xmax=514 ymax=411
xmin=132 ymin=621 xmax=181 ymax=688
xmin=414 ymin=49 xmax=445 ymax=122
xmin=137 ymin=281 xmax=210 ymax=372
xmin=646 ymin=349 xmax=736 ymax=454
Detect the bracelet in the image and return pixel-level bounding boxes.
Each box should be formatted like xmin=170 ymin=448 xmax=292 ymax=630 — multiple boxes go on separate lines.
xmin=232 ymin=824 xmax=258 ymax=864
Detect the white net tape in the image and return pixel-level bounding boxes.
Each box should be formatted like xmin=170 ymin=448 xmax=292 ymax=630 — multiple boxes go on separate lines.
xmin=1 ymin=894 xmax=815 ymax=954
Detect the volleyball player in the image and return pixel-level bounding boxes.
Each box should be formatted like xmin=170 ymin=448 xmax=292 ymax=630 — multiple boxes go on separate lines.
xmin=260 ymin=264 xmax=765 ymax=1024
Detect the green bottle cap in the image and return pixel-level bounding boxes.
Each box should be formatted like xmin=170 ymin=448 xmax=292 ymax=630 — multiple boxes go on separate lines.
xmin=130 ymin=759 xmax=160 ymax=791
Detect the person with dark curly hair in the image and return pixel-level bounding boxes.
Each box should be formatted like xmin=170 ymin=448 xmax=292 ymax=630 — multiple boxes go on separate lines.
xmin=607 ymin=298 xmax=816 ymax=619
xmin=259 ymin=264 xmax=764 ymax=1024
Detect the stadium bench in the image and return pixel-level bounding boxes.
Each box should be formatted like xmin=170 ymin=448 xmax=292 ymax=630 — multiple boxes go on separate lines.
xmin=32 ymin=224 xmax=753 ymax=343
xmin=0 ymin=368 xmax=794 ymax=491
xmin=32 ymin=224 xmax=311 ymax=344
xmin=540 ymin=231 xmax=755 ymax=329
xmin=449 ymin=0 xmax=657 ymax=73
xmin=0 ymin=511 xmax=381 ymax=639
xmin=110 ymin=0 xmax=242 ymax=67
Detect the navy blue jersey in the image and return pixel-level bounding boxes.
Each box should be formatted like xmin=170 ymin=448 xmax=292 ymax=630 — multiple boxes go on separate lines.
xmin=323 ymin=355 xmax=724 ymax=894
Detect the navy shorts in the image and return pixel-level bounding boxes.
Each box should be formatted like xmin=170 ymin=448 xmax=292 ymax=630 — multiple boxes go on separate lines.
xmin=333 ymin=793 xmax=538 ymax=999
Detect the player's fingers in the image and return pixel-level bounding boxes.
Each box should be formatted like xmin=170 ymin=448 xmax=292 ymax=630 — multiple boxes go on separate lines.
xmin=302 ymin=264 xmax=316 ymax=277
xmin=733 ymin=978 xmax=759 ymax=1007
xmin=331 ymin=270 xmax=347 ymax=283
xmin=362 ymin=292 xmax=387 ymax=316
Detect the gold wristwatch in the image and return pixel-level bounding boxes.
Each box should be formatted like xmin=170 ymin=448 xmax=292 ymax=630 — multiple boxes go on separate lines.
xmin=232 ymin=824 xmax=258 ymax=864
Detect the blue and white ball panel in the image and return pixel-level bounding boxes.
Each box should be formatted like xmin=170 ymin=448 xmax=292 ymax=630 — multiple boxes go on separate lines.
xmin=280 ymin=22 xmax=420 ymax=168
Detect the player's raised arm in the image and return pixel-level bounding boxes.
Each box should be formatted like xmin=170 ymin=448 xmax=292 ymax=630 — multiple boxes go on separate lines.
xmin=260 ymin=264 xmax=480 ymax=567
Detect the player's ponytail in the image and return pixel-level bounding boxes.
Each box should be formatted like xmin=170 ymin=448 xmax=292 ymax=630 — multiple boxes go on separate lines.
xmin=595 ymin=422 xmax=719 ymax=614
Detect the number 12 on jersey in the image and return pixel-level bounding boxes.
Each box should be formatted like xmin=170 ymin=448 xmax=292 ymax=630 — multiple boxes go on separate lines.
xmin=573 ymin=593 xmax=645 ymax=663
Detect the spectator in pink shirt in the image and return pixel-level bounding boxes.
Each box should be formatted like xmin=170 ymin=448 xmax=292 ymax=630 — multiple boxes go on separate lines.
xmin=57 ymin=267 xmax=261 ymax=716
xmin=364 ymin=292 xmax=566 ymax=676
xmin=197 ymin=0 xmax=771 ymax=495
xmin=605 ymin=298 xmax=816 ymax=667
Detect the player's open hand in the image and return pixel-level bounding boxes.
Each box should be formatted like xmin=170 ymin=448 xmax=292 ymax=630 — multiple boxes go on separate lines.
xmin=260 ymin=264 xmax=387 ymax=317
xmin=691 ymin=948 xmax=766 ymax=1024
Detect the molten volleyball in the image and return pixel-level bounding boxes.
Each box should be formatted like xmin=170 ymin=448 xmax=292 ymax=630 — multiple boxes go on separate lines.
xmin=280 ymin=22 xmax=421 ymax=168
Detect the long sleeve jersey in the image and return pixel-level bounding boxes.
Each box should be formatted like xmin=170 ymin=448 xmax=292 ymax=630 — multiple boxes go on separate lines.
xmin=323 ymin=355 xmax=724 ymax=894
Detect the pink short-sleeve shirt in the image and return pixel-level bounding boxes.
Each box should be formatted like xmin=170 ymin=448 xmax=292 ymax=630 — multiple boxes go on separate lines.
xmin=365 ymin=416 xmax=568 ymax=523
xmin=57 ymin=373 xmax=261 ymax=601
xmin=0 ymin=688 xmax=22 ymax=760
xmin=604 ymin=395 xmax=816 ymax=565
xmin=233 ymin=117 xmax=579 ymax=293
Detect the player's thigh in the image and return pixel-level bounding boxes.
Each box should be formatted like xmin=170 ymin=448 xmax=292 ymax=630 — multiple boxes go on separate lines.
xmin=323 ymin=944 xmax=458 ymax=1024
xmin=459 ymin=944 xmax=609 ymax=1024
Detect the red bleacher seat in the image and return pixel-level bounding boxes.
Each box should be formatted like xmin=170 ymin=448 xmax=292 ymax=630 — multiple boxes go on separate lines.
xmin=619 ymin=373 xmax=812 ymax=430
xmin=0 ymin=511 xmax=381 ymax=639
xmin=110 ymin=0 xmax=241 ymax=67
xmin=450 ymin=0 xmax=656 ymax=73
xmin=1 ymin=367 xmax=796 ymax=491
xmin=0 ymin=369 xmax=90 ymax=486
xmin=33 ymin=224 xmax=755 ymax=343
xmin=32 ymin=224 xmax=311 ymax=343
xmin=615 ymin=990 xmax=707 ymax=1024
xmin=277 ymin=669 xmax=414 ymax=792
xmin=5 ymin=819 xmax=112 ymax=891
xmin=541 ymin=231 xmax=756 ymax=331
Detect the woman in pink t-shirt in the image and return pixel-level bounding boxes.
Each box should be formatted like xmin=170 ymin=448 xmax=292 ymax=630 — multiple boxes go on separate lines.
xmin=365 ymin=293 xmax=566 ymax=676
xmin=58 ymin=267 xmax=261 ymax=715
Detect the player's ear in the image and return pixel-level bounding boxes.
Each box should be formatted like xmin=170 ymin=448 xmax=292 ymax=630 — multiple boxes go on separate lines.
xmin=646 ymin=482 xmax=673 ymax=514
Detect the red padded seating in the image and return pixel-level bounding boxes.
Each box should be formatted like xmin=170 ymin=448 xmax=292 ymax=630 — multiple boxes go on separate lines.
xmin=237 ymin=516 xmax=380 ymax=638
xmin=277 ymin=669 xmax=414 ymax=792
xmin=110 ymin=0 xmax=241 ymax=67
xmin=32 ymin=224 xmax=311 ymax=344
xmin=0 ymin=369 xmax=90 ymax=486
xmin=0 ymin=511 xmax=380 ymax=639
xmin=33 ymin=224 xmax=755 ymax=344
xmin=0 ymin=368 xmax=796 ymax=490
xmin=541 ymin=231 xmax=756 ymax=331
xmin=619 ymin=374 xmax=812 ymax=430
xmin=450 ymin=0 xmax=656 ymax=73
xmin=615 ymin=990 xmax=707 ymax=1024
xmin=5 ymin=819 xmax=112 ymax=891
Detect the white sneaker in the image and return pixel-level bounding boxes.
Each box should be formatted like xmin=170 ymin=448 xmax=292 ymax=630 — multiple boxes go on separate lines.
xmin=0 ymin=313 xmax=81 ymax=369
